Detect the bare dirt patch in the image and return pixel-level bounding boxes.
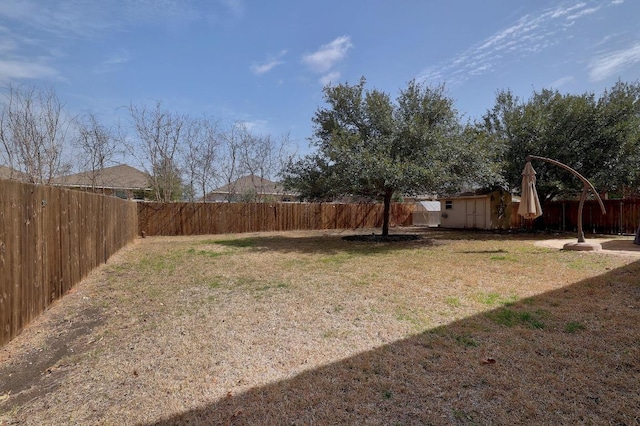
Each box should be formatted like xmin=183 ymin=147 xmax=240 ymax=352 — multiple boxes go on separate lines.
xmin=0 ymin=305 xmax=103 ymax=409
xmin=1 ymin=228 xmax=638 ymax=425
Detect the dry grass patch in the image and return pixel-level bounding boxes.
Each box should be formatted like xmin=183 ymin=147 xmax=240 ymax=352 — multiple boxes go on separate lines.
xmin=0 ymin=228 xmax=638 ymax=425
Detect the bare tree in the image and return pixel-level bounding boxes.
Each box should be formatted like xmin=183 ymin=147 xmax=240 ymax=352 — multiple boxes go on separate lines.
xmin=259 ymin=132 xmax=295 ymax=181
xmin=217 ymin=122 xmax=244 ymax=201
xmin=181 ymin=116 xmax=221 ymax=202
xmin=239 ymin=130 xmax=296 ymax=200
xmin=128 ymin=101 xmax=185 ymax=202
xmin=216 ymin=122 xmax=296 ymax=202
xmin=73 ymin=113 xmax=118 ymax=191
xmin=0 ymin=84 xmax=71 ymax=184
xmin=238 ymin=132 xmax=267 ymax=178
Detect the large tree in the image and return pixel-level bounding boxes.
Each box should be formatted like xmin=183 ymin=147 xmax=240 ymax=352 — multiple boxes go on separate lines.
xmin=284 ymin=77 xmax=493 ymax=236
xmin=593 ymin=81 xmax=640 ymax=197
xmin=481 ymin=82 xmax=640 ymax=202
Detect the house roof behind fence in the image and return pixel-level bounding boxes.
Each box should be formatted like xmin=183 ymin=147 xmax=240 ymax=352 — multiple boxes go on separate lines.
xmin=0 ymin=165 xmax=14 ymax=179
xmin=0 ymin=165 xmax=27 ymax=181
xmin=211 ymin=174 xmax=285 ymax=195
xmin=53 ymin=164 xmax=151 ymax=190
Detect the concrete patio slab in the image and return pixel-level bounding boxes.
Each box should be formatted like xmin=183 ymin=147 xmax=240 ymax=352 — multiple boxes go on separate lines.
xmin=535 ymin=238 xmax=640 ymax=257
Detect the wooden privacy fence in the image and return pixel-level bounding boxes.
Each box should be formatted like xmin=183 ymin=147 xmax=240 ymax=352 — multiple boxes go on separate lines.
xmin=511 ymin=199 xmax=640 ymax=234
xmin=138 ymin=202 xmax=415 ymax=236
xmin=0 ymin=179 xmax=138 ymax=347
xmin=541 ymin=199 xmax=640 ymax=235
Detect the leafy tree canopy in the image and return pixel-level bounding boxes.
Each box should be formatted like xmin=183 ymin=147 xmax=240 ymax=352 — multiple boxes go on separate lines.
xmin=480 ymin=81 xmax=640 ymax=202
xmin=284 ymin=77 xmax=496 ymax=235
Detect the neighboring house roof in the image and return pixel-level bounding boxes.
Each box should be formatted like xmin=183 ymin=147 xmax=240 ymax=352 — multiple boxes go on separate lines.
xmin=211 ymin=175 xmax=285 ymax=195
xmin=202 ymin=174 xmax=298 ymax=202
xmin=0 ymin=165 xmax=27 ymax=181
xmin=53 ymin=164 xmax=151 ymax=190
xmin=0 ymin=165 xmax=15 ymax=180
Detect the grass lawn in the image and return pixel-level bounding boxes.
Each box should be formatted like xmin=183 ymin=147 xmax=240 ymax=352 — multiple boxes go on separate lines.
xmin=1 ymin=228 xmax=639 ymax=425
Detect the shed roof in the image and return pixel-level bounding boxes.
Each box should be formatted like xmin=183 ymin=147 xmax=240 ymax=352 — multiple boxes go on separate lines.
xmin=416 ymin=200 xmax=441 ymax=211
xmin=441 ymin=188 xmax=510 ymax=200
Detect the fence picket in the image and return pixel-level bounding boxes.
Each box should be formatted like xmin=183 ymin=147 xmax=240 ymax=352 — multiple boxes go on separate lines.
xmin=512 ymin=199 xmax=640 ymax=234
xmin=136 ymin=202 xmax=416 ymax=237
xmin=6 ymin=191 xmax=636 ymax=349
xmin=0 ymin=180 xmax=138 ymax=347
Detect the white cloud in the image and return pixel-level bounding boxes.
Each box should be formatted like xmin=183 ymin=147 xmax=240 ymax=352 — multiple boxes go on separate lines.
xmin=95 ymin=50 xmax=133 ymax=74
xmin=104 ymin=50 xmax=133 ymax=66
xmin=0 ymin=17 xmax=61 ymax=84
xmin=612 ymin=0 xmax=624 ymax=4
xmin=550 ymin=3 xmax=587 ymax=19
xmin=0 ymin=0 xmax=237 ymax=85
xmin=418 ymin=1 xmax=605 ymax=86
xmin=589 ymin=43 xmax=640 ymax=81
xmin=567 ymin=7 xmax=600 ymax=20
xmin=319 ymin=71 xmax=341 ymax=86
xmin=0 ymin=0 xmax=233 ymax=39
xmin=0 ymin=60 xmax=58 ymax=83
xmin=475 ymin=18 xmax=537 ymax=52
xmin=0 ymin=0 xmax=116 ymax=37
xmin=218 ymin=0 xmax=244 ymax=19
xmin=549 ymin=75 xmax=575 ymax=88
xmin=252 ymin=60 xmax=282 ymax=75
xmin=251 ymin=50 xmax=287 ymax=75
xmin=302 ymin=36 xmax=353 ymax=74
xmin=238 ymin=119 xmax=268 ymax=133
xmin=0 ymin=38 xmax=17 ymax=53
xmin=0 ymin=0 xmax=38 ymax=20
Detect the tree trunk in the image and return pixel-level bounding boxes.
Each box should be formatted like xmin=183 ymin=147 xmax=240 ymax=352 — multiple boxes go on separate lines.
xmin=382 ymin=190 xmax=393 ymax=237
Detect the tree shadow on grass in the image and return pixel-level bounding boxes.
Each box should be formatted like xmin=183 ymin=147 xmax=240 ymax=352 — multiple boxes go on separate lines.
xmin=146 ymin=259 xmax=640 ymax=425
xmin=191 ymin=227 xmax=567 ymax=257
xmin=197 ymin=232 xmax=436 ymax=257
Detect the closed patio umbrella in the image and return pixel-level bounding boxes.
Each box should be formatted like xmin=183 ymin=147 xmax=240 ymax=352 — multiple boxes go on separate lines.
xmin=517 ymin=161 xmax=542 ymax=220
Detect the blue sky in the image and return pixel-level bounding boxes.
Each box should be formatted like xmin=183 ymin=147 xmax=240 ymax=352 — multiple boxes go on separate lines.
xmin=1 ymin=0 xmax=639 ymax=154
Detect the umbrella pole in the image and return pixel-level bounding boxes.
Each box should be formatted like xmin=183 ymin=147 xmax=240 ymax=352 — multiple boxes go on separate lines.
xmin=576 ymin=184 xmax=589 ymax=243
xmin=526 ymin=155 xmax=606 ymax=248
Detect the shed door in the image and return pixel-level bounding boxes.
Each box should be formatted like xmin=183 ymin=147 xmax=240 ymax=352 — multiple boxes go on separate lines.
xmin=465 ymin=199 xmax=485 ymax=228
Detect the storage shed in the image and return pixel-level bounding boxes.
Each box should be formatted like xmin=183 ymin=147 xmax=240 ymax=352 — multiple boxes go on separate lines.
xmin=412 ymin=200 xmax=441 ymax=227
xmin=440 ymin=189 xmax=512 ymax=230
